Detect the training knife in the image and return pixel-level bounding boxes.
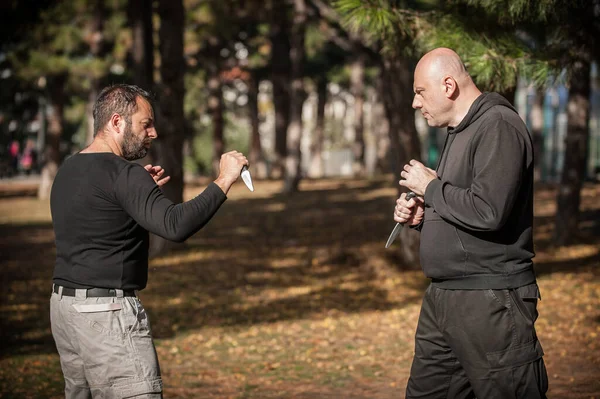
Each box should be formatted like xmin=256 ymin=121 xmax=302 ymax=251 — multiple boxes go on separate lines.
xmin=241 ymin=165 xmax=254 ymax=192
xmin=385 ymin=191 xmax=416 ymax=248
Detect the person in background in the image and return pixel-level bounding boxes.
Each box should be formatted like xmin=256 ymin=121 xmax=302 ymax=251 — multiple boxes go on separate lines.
xmin=8 ymin=139 xmax=20 ymax=176
xmin=50 ymin=84 xmax=248 ymax=398
xmin=395 ymin=48 xmax=548 ymax=398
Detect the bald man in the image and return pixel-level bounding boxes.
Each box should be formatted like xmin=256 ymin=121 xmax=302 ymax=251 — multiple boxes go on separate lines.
xmin=394 ymin=48 xmax=548 ymax=398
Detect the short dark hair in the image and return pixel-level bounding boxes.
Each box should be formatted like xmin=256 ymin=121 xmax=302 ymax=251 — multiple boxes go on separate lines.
xmin=92 ymin=84 xmax=153 ymax=137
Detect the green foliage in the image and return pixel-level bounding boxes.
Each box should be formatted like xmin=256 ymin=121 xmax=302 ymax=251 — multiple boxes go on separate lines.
xmin=411 ymin=12 xmax=552 ymax=91
xmin=335 ymin=0 xmax=396 ymax=40
xmin=334 ymin=0 xmax=558 ymax=91
xmin=11 ymin=0 xmax=127 ymax=87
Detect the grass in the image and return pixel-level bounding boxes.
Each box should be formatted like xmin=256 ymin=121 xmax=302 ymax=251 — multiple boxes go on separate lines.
xmin=0 ymin=176 xmax=599 ymax=398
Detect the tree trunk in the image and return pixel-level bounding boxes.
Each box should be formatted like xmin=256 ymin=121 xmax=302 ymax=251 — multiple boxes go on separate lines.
xmin=283 ymin=0 xmax=307 ymax=194
xmin=530 ymin=87 xmax=544 ymax=182
xmin=554 ymin=58 xmax=591 ymax=246
xmin=129 ymin=0 xmax=154 ymax=90
xmin=379 ymin=54 xmax=422 ymax=264
xmin=206 ymin=53 xmax=224 ymax=177
xmin=269 ymin=1 xmax=291 ymax=178
xmin=371 ymin=82 xmax=390 ymax=175
xmin=38 ymin=74 xmax=67 ymax=200
xmin=248 ymin=75 xmax=267 ymax=178
xmin=351 ymin=56 xmax=366 ymax=176
xmin=500 ymin=85 xmax=517 ymax=106
xmin=85 ymin=0 xmax=105 ymax=145
xmin=128 ymin=0 xmax=154 ymax=169
xmin=149 ymin=0 xmax=185 ymax=257
xmin=309 ymin=78 xmax=327 ymax=178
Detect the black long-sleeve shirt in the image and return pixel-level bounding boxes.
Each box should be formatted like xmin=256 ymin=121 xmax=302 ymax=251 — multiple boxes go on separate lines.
xmin=50 ymin=152 xmax=227 ymax=290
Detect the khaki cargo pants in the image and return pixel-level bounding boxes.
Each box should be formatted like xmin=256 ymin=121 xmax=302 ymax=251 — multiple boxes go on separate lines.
xmin=50 ymin=286 xmax=163 ymax=398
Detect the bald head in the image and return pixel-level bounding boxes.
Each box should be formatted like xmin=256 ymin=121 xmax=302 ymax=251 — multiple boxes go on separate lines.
xmin=412 ymin=48 xmax=482 ymax=128
xmin=416 ymin=48 xmax=470 ymax=86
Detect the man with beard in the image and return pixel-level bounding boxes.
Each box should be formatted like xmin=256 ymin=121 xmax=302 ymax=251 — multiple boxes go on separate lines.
xmin=49 ymin=84 xmax=248 ymax=398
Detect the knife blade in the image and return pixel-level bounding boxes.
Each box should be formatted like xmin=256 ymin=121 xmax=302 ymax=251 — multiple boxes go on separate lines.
xmin=385 ymin=191 xmax=416 ymax=248
xmin=241 ymin=165 xmax=254 ymax=192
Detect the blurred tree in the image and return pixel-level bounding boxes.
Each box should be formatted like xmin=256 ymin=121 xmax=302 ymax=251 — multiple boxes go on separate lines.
xmin=184 ymin=0 xmax=268 ymax=178
xmin=310 ymin=77 xmax=328 ymax=177
xmin=84 ymin=0 xmax=107 ymax=145
xmin=444 ymin=0 xmax=599 ymax=244
xmin=331 ymin=0 xmax=422 ymax=189
xmin=350 ymin=54 xmax=366 ymax=176
xmin=302 ymin=5 xmax=374 ymax=178
xmin=205 ymin=35 xmax=225 ymax=177
xmin=544 ymin=1 xmax=599 ymax=245
xmin=332 ymin=0 xmax=423 ymax=262
xmin=8 ymin=0 xmax=127 ymax=199
xmin=283 ymin=0 xmax=308 ymax=193
xmin=128 ymin=0 xmax=154 ymax=90
xmin=4 ymin=0 xmax=129 ymax=198
xmin=150 ymin=0 xmax=185 ymax=255
xmin=0 ymin=0 xmax=54 ymax=176
xmin=269 ymin=0 xmax=292 ymax=179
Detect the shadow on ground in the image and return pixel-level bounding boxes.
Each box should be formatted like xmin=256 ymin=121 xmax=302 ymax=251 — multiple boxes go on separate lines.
xmin=0 ymin=179 xmax=598 ymax=356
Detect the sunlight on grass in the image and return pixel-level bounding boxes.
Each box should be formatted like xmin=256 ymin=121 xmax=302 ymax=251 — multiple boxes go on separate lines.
xmin=0 ymin=198 xmax=51 ymax=224
xmin=1 ymin=179 xmax=599 ymax=398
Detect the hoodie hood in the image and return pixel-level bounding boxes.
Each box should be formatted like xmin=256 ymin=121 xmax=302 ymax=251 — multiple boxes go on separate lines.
xmin=449 ymin=92 xmax=517 ymax=135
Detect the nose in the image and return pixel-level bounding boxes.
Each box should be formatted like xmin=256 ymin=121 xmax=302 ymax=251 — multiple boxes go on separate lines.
xmin=412 ymin=96 xmax=421 ymax=110
xmin=148 ymin=127 xmax=158 ymax=139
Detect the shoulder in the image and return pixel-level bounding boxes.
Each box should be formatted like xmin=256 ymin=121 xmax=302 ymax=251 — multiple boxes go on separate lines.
xmin=116 ymin=160 xmax=152 ymax=183
xmin=484 ymin=105 xmax=528 ymax=136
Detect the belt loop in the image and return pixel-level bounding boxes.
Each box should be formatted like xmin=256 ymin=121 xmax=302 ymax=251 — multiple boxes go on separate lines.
xmin=116 ymin=289 xmax=124 ymax=298
xmin=75 ymin=289 xmax=87 ymax=299
xmin=58 ymin=285 xmax=64 ymax=300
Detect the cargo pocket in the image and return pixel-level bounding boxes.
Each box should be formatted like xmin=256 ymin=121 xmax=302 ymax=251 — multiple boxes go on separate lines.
xmin=113 ymin=377 xmax=163 ymax=398
xmin=509 ymin=283 xmax=541 ymax=325
xmin=486 ymin=339 xmax=548 ymax=398
xmin=486 ymin=339 xmax=544 ymax=371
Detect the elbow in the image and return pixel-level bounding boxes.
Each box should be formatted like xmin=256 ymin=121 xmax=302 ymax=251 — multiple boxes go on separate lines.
xmin=169 ymin=231 xmax=191 ymax=243
xmin=481 ymin=219 xmax=503 ymax=231
xmin=476 ymin=213 xmax=506 ymax=231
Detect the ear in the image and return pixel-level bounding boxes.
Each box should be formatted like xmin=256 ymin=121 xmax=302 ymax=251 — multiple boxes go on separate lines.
xmin=443 ymin=76 xmax=457 ymax=98
xmin=109 ymin=113 xmax=125 ymax=134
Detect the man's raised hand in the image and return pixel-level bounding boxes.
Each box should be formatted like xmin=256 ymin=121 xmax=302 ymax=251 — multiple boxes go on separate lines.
xmin=144 ymin=164 xmax=171 ymax=188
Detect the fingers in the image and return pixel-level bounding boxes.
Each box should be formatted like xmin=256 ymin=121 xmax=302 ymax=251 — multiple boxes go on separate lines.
xmin=156 ymin=175 xmax=171 ymax=187
xmin=144 ymin=164 xmax=163 ymax=174
xmin=222 ymin=151 xmax=248 ymax=166
xmin=218 ymin=151 xmax=250 ymax=187
xmin=394 ymin=194 xmax=412 ymax=222
xmin=393 ymin=191 xmax=424 ymax=223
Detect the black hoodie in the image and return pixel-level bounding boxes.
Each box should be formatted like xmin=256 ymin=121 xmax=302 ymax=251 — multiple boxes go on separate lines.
xmin=420 ymin=92 xmax=536 ymax=289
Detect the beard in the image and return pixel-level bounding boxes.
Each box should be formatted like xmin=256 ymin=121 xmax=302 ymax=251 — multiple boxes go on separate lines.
xmin=121 ymin=123 xmax=149 ymax=161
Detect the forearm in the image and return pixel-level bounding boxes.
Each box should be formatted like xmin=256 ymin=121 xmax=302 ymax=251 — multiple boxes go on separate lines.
xmin=424 ymin=178 xmax=517 ymax=231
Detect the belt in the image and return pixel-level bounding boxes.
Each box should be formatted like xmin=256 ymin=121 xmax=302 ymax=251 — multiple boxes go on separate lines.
xmin=53 ymin=285 xmax=136 ymax=297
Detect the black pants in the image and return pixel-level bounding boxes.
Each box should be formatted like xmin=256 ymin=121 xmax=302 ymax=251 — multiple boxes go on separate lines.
xmin=406 ymin=284 xmax=548 ymax=399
